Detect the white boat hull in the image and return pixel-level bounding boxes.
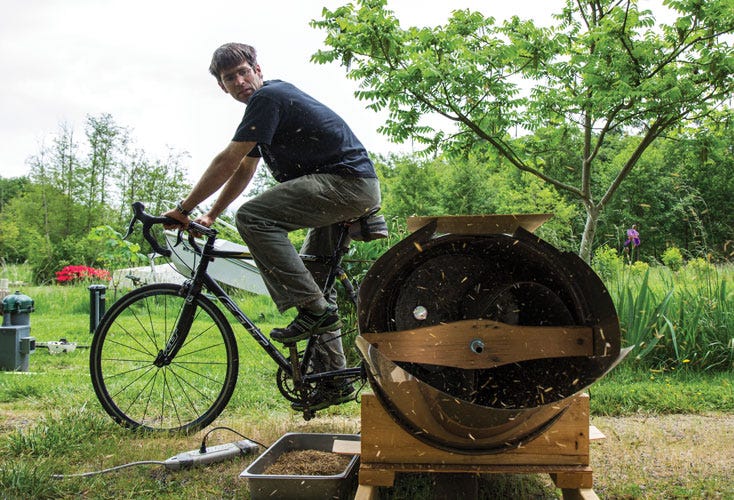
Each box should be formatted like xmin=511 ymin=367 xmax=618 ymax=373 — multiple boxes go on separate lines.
xmin=164 ymin=230 xmax=268 ymax=295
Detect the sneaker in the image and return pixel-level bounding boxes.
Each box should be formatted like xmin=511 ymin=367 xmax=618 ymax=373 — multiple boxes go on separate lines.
xmin=291 ymin=383 xmax=356 ymax=411
xmin=270 ymin=306 xmax=342 ymax=344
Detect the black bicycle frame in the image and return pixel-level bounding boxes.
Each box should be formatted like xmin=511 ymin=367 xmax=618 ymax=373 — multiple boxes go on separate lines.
xmin=163 ymin=228 xmax=363 ymax=385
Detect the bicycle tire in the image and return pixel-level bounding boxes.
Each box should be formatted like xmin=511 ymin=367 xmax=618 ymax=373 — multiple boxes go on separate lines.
xmin=89 ymin=283 xmax=238 ymax=432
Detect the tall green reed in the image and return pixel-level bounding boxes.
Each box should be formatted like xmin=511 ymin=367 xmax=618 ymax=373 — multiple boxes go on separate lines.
xmin=668 ymin=262 xmax=733 ymax=370
xmin=613 ymin=268 xmax=674 ymax=364
xmin=606 ymin=261 xmax=734 ymax=371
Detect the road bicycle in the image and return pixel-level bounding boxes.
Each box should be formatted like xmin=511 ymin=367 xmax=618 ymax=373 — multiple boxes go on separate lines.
xmin=89 ymin=202 xmax=381 ymax=432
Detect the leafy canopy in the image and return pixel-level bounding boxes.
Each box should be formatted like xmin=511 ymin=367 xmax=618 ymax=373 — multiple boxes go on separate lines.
xmin=312 ymin=0 xmax=734 ymax=260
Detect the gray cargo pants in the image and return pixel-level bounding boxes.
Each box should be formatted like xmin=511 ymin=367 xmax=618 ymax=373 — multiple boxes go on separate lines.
xmin=236 ymin=173 xmax=381 ymax=372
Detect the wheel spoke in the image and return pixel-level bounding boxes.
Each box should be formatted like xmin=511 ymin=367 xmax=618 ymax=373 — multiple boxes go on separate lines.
xmin=90 ymin=284 xmax=238 ymax=432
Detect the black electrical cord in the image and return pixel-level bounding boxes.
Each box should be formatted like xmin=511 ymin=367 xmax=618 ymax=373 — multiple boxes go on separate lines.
xmin=198 ymin=425 xmax=269 ymax=453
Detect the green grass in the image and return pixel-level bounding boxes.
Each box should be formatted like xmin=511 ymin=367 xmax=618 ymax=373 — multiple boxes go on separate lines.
xmin=0 ymin=284 xmax=360 ymax=498
xmin=1 ymin=282 xmax=732 ymax=498
xmin=0 ymin=262 xmax=33 ymax=286
xmin=589 ymin=364 xmax=734 ymax=416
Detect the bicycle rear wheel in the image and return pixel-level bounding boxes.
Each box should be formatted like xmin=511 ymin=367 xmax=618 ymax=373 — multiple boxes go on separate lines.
xmin=90 ymin=283 xmax=238 ymax=432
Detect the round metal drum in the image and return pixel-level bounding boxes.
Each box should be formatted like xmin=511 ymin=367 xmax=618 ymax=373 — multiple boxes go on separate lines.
xmin=357 ymin=221 xmax=624 ymax=453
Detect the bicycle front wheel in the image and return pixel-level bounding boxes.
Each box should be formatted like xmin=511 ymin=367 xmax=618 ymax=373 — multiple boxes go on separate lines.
xmin=90 ymin=283 xmax=238 ymax=432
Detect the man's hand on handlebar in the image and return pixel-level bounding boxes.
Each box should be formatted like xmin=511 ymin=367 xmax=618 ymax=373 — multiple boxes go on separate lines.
xmin=128 ymin=201 xmax=219 ymax=257
xmin=161 ymin=205 xmax=217 ymax=239
xmin=162 ymin=208 xmax=190 ymax=230
xmin=193 ymin=213 xmax=216 ymax=229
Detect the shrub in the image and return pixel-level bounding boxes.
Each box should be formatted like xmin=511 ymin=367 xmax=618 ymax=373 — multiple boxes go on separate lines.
xmin=29 ymin=236 xmax=99 ymax=284
xmin=685 ymin=256 xmax=714 ymax=275
xmin=661 ymin=246 xmax=683 ymax=271
xmin=628 ymin=260 xmax=650 ymax=277
xmin=87 ymin=225 xmax=146 ymax=270
xmin=592 ymin=244 xmax=624 ymax=281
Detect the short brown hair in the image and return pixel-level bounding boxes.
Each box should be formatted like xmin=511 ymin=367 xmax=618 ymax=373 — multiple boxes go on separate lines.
xmin=209 ymin=43 xmax=258 ymax=83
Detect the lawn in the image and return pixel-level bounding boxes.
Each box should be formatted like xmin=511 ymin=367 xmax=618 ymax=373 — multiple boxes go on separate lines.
xmin=1 ymin=283 xmax=732 ymax=499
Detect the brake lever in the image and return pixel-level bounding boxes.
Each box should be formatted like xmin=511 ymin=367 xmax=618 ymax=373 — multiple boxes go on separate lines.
xmin=187 ymin=231 xmax=203 ymax=254
xmin=123 ymin=215 xmax=137 ymax=240
xmin=127 ymin=201 xmax=177 ymax=257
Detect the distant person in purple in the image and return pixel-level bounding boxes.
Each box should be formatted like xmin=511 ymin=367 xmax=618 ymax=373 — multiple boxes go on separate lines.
xmin=624 ymin=224 xmax=640 ymax=263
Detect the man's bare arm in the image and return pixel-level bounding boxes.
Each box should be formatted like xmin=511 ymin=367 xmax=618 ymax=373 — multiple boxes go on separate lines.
xmin=182 ymin=141 xmax=257 ymax=209
xmin=164 ymin=141 xmax=256 ymax=225
xmin=205 ymin=154 xmax=259 ymax=220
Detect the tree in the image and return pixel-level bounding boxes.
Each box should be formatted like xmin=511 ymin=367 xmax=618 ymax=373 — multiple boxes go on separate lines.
xmin=0 ymin=176 xmax=29 ymax=213
xmin=312 ymin=0 xmax=734 ymax=261
xmin=114 ymin=147 xmax=191 ymax=224
xmin=583 ymin=110 xmax=734 ymax=261
xmin=1 ymin=115 xmax=192 ymax=280
xmin=0 ymin=183 xmax=81 ymax=280
xmin=28 ymin=122 xmax=80 ymax=241
xmin=376 ymin=152 xmax=579 ymax=251
xmin=82 ymin=114 xmax=129 ymax=231
xmin=662 ymin=111 xmax=734 ymax=258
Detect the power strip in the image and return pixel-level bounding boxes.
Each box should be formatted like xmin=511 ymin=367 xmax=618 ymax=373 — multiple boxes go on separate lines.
xmin=164 ymin=439 xmax=260 ymax=470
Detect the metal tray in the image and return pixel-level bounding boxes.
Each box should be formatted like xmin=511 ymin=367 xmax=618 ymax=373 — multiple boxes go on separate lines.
xmin=240 ymin=433 xmax=360 ymax=499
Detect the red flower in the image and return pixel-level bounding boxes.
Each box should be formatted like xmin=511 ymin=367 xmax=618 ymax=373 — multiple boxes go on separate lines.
xmin=56 ymin=265 xmax=111 ymax=284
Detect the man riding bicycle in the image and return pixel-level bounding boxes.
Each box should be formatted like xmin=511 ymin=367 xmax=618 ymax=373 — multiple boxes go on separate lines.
xmin=164 ymin=43 xmax=381 ymax=411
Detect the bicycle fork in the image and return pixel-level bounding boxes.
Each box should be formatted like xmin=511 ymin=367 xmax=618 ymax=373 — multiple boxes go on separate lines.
xmin=154 ymin=284 xmax=199 ymax=366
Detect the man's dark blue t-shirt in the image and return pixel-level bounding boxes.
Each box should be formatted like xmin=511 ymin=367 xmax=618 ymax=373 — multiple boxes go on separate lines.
xmin=232 ymin=80 xmax=377 ymax=183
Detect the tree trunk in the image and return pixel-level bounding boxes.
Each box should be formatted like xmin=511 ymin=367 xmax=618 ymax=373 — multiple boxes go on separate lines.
xmin=578 ymin=205 xmax=600 ymax=264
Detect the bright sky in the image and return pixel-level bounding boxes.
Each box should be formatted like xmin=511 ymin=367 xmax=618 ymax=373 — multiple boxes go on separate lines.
xmin=0 ymin=0 xmax=670 ymax=183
